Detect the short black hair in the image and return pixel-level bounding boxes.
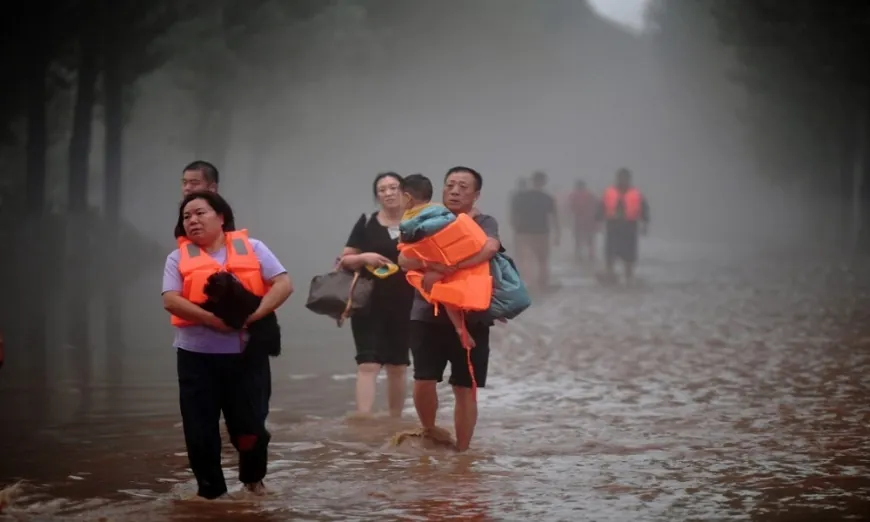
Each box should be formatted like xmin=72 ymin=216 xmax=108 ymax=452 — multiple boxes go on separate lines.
xmin=183 ymin=160 xmax=220 ymax=185
xmin=174 ymin=190 xmax=236 ymax=238
xmin=401 ymin=173 xmax=433 ymax=202
xmin=372 ymin=171 xmax=403 ymax=198
xmin=444 ymin=166 xmax=482 ymax=191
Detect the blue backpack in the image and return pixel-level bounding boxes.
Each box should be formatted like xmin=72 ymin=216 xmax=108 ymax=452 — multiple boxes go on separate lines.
xmin=488 ymin=252 xmax=531 ymax=320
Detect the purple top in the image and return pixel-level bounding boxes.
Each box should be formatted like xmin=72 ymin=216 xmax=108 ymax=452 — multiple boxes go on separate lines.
xmin=162 ymin=238 xmax=287 ymax=354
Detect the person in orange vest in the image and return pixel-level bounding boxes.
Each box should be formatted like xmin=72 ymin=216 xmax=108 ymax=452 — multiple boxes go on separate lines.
xmin=597 ymin=168 xmax=649 ymax=283
xmin=398 ymin=166 xmax=502 ymax=452
xmin=162 ymin=191 xmax=293 ymax=499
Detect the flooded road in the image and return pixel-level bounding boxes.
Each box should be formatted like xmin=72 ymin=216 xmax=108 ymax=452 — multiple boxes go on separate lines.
xmin=2 ymin=239 xmax=870 ymax=521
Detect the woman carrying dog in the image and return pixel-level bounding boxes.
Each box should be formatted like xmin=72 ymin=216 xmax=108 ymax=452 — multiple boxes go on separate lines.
xmin=339 ymin=172 xmax=416 ymax=418
xmin=162 ymin=191 xmax=293 ymax=499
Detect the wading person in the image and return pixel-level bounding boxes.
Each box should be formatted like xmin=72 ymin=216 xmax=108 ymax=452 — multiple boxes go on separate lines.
xmin=597 ymin=168 xmax=649 ymax=284
xmin=513 ymin=170 xmax=559 ymax=291
xmin=398 ymin=166 xmax=501 ymax=452
xmin=162 ymin=191 xmax=292 ymax=499
xmin=567 ymin=179 xmax=599 ymax=263
xmin=509 ymin=177 xmax=528 ymax=246
xmin=339 ymin=172 xmax=415 ymax=418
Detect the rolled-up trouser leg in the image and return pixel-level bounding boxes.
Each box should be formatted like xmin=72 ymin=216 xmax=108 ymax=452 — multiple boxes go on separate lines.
xmin=223 ymin=351 xmax=271 ymax=485
xmin=177 ymin=349 xmax=227 ymax=499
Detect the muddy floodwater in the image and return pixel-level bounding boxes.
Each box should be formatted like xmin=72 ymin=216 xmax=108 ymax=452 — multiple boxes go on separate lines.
xmin=2 ymin=239 xmax=870 ymax=521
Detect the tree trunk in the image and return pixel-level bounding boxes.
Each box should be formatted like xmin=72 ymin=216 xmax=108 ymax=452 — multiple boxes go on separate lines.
xmin=851 ymin=91 xmax=867 ymax=253
xmin=66 ymin=28 xmax=99 ymax=378
xmin=103 ymin=17 xmax=124 ymax=380
xmin=24 ymin=39 xmax=49 ymax=379
xmin=25 ymin=62 xmax=48 ymax=217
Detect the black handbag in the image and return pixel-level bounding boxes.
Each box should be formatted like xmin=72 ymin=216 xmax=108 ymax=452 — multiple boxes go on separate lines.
xmin=305 ymin=269 xmax=374 ymax=327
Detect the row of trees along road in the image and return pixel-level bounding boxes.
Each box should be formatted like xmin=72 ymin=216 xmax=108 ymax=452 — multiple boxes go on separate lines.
xmin=0 ymin=0 xmax=375 ymax=385
xmin=648 ymin=0 xmax=870 ymax=251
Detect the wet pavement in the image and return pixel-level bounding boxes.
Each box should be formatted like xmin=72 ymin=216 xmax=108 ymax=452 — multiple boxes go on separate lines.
xmin=2 ymin=239 xmax=870 ymax=521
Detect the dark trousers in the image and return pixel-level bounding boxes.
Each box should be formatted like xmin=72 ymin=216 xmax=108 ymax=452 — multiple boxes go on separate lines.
xmin=177 ymin=348 xmax=271 ymax=499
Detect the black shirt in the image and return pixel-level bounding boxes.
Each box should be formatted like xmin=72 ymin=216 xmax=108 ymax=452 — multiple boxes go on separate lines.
xmin=345 ymin=212 xmax=415 ymax=315
xmin=513 ymin=189 xmax=555 ymax=234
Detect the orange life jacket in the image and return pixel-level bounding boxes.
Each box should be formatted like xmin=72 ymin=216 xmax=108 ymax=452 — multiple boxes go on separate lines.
xmin=170 ymin=229 xmax=267 ymax=327
xmin=398 ymin=212 xmax=494 ymax=401
xmin=398 ymin=213 xmax=493 ymax=313
xmin=602 ymin=186 xmax=643 ymax=221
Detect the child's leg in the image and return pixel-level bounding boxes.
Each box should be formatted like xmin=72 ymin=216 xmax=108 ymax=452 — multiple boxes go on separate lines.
xmin=444 ymin=306 xmax=475 ymax=349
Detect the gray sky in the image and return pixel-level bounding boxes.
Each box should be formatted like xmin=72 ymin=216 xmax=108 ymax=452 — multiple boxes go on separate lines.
xmin=587 ymin=0 xmax=649 ymax=30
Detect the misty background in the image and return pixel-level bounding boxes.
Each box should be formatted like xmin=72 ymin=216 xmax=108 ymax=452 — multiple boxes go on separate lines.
xmin=1 ymin=0 xmax=868 ymax=404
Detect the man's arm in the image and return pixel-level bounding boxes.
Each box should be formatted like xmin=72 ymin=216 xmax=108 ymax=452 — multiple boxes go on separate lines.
xmin=453 ymin=238 xmax=500 ymax=269
xmin=453 ymin=215 xmax=501 ymax=268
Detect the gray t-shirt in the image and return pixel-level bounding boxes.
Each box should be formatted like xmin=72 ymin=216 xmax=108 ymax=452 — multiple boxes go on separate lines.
xmin=409 ymin=213 xmax=500 ymax=324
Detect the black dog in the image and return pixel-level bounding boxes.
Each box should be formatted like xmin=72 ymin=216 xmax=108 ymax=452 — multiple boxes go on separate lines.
xmin=201 ymin=272 xmax=281 ymax=357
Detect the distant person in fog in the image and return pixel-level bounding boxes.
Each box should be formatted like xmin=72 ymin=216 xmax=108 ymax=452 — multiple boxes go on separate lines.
xmin=338 ymin=172 xmax=415 ymax=418
xmin=176 ymin=160 xmax=221 ymax=238
xmin=509 ymin=177 xmax=528 ymax=239
xmin=162 ymin=191 xmax=293 ymax=499
xmin=512 ymin=171 xmax=560 ymax=290
xmin=597 ymin=168 xmax=649 ymax=284
xmin=567 ymin=179 xmax=599 ymax=263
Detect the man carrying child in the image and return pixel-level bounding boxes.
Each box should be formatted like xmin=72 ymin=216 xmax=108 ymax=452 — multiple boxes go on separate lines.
xmin=397 ymin=168 xmax=502 ymax=452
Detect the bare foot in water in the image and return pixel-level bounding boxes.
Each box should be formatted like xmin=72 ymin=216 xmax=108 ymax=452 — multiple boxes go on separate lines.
xmin=346 ymin=411 xmax=378 ymax=424
xmin=391 ymin=426 xmax=458 ymax=451
xmin=243 ymin=481 xmax=267 ymax=496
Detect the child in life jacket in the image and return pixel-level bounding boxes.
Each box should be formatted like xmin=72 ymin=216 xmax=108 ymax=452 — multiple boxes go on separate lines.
xmin=398 ymin=174 xmax=480 ymax=348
